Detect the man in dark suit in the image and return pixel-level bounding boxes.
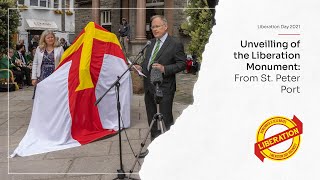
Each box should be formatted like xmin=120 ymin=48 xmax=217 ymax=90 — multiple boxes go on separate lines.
xmin=12 ymin=44 xmax=32 ymax=86
xmin=134 ymin=15 xmax=186 ymax=157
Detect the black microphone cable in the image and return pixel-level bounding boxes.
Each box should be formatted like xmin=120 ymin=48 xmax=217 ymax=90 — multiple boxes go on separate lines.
xmin=115 ymin=88 xmax=142 ymax=168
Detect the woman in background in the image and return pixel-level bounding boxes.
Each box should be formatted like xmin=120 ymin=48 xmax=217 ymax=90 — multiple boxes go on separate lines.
xmin=32 ymin=30 xmax=64 ymax=86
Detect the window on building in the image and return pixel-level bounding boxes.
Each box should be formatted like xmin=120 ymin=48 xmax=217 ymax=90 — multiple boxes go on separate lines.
xmin=30 ymin=0 xmax=38 ymax=6
xmin=66 ymin=0 xmax=70 ymax=9
xmin=146 ymin=0 xmax=164 ymax=3
xmin=40 ymin=0 xmax=47 ymax=7
xmin=101 ymin=11 xmax=112 ymax=32
xmin=101 ymin=11 xmax=112 ymax=25
xmin=30 ymin=0 xmax=51 ymax=8
xmin=18 ymin=0 xmax=25 ymax=5
xmin=146 ymin=0 xmax=165 ymax=7
xmin=54 ymin=0 xmax=59 ymax=8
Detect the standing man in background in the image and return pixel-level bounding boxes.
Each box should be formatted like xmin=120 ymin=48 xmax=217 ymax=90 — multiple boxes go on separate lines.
xmin=134 ymin=15 xmax=186 ymax=157
xmin=119 ymin=18 xmax=130 ymax=54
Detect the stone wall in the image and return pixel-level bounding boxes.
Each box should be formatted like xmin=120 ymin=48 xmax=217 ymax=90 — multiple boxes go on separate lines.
xmin=100 ymin=0 xmax=121 ymax=36
xmin=74 ymin=2 xmax=92 ymax=36
xmin=75 ymin=0 xmax=121 ymax=36
xmin=74 ymin=0 xmax=190 ymax=54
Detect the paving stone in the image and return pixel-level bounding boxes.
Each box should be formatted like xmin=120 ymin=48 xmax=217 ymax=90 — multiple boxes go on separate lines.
xmin=128 ymin=118 xmax=149 ymax=129
xmin=49 ymin=175 xmax=101 ymax=180
xmin=6 ymin=174 xmax=64 ymax=180
xmin=9 ymin=111 xmax=32 ymax=118
xmin=0 ymin=136 xmax=8 ymax=152
xmin=0 ymin=117 xmax=8 ymax=125
xmin=173 ymin=102 xmax=189 ymax=112
xmin=9 ymin=153 xmax=46 ymax=162
xmin=9 ymin=94 xmax=34 ymax=101
xmin=173 ymin=110 xmax=182 ymax=120
xmin=45 ymin=141 xmax=112 ymax=159
xmin=0 ymin=152 xmax=8 ymax=163
xmin=130 ymin=96 xmax=142 ymax=107
xmin=0 ymin=91 xmax=9 ymax=97
xmin=9 ymin=125 xmax=28 ymax=137
xmin=101 ymin=173 xmax=140 ymax=180
xmin=0 ymin=103 xmax=8 ymax=112
xmin=67 ymin=154 xmax=140 ymax=175
xmin=0 ymin=72 xmax=197 ymax=179
xmin=7 ymin=104 xmax=32 ymax=112
xmin=109 ymin=139 xmax=150 ymax=156
xmin=0 ymin=123 xmax=23 ymax=136
xmin=130 ymin=112 xmax=140 ymax=122
xmin=0 ymin=162 xmax=10 ymax=180
xmin=9 ymin=100 xmax=33 ymax=108
xmin=8 ymin=158 xmax=73 ymax=173
xmin=132 ymin=106 xmax=146 ymax=113
xmin=7 ymin=117 xmax=30 ymax=127
xmin=9 ymin=136 xmax=24 ymax=152
xmin=120 ymin=128 xmax=140 ymax=140
xmin=139 ymin=128 xmax=151 ymax=140
xmin=139 ymin=112 xmax=148 ymax=121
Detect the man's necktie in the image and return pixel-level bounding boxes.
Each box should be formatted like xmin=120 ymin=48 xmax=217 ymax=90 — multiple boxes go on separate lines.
xmin=20 ymin=53 xmax=26 ymax=65
xmin=148 ymin=39 xmax=161 ymax=70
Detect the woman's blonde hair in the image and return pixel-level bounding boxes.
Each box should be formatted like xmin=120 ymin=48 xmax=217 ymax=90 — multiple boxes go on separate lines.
xmin=38 ymin=30 xmax=60 ymax=50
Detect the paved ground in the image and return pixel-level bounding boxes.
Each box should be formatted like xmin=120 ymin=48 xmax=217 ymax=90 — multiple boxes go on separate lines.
xmin=0 ymin=72 xmax=198 ymax=180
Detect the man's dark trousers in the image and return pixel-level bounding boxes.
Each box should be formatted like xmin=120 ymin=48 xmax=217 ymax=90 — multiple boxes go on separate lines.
xmin=144 ymin=90 xmax=174 ymax=140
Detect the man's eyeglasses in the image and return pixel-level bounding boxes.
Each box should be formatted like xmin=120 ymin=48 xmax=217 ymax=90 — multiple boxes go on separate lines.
xmin=151 ymin=24 xmax=165 ymax=30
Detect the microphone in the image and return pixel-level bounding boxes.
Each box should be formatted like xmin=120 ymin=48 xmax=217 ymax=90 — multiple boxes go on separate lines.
xmin=151 ymin=68 xmax=163 ymax=102
xmin=138 ymin=41 xmax=151 ymax=54
xmin=150 ymin=68 xmax=163 ymax=85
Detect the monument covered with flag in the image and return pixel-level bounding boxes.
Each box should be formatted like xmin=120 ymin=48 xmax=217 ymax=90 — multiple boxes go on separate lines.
xmin=11 ymin=22 xmax=132 ymax=157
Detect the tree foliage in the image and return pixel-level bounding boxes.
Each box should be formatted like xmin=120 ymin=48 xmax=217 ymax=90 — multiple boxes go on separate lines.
xmin=181 ymin=0 xmax=213 ymax=61
xmin=0 ymin=0 xmax=20 ymax=55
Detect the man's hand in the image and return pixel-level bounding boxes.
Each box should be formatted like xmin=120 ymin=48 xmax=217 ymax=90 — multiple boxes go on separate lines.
xmin=32 ymin=79 xmax=38 ymax=86
xmin=16 ymin=59 xmax=23 ymax=67
xmin=152 ymin=63 xmax=165 ymax=73
xmin=133 ymin=64 xmax=142 ymax=72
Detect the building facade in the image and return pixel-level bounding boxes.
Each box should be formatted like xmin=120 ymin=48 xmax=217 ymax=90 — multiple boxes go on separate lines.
xmin=75 ymin=0 xmax=189 ymax=55
xmin=17 ymin=0 xmax=75 ymax=52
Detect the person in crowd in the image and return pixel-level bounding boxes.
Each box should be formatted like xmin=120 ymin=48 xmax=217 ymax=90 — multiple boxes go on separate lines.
xmin=118 ymin=18 xmax=130 ymax=54
xmin=59 ymin=38 xmax=69 ymax=50
xmin=29 ymin=35 xmax=40 ymax=52
xmin=12 ymin=44 xmax=32 ymax=86
xmin=32 ymin=30 xmax=64 ymax=86
xmin=0 ymin=48 xmax=24 ymax=87
xmin=18 ymin=39 xmax=25 ymax=46
xmin=134 ymin=15 xmax=186 ymax=157
xmin=190 ymin=54 xmax=199 ymax=75
xmin=25 ymin=46 xmax=36 ymax=67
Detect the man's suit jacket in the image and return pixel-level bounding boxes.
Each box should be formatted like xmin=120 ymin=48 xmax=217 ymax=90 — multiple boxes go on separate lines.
xmin=141 ymin=35 xmax=186 ymax=95
xmin=12 ymin=51 xmax=28 ymax=65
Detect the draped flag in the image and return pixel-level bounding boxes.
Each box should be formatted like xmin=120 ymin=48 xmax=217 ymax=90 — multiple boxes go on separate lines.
xmin=11 ymin=22 xmax=132 ymax=157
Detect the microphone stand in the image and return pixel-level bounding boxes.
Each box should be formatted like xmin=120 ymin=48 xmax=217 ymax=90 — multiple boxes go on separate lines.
xmin=95 ymin=44 xmax=146 ymax=180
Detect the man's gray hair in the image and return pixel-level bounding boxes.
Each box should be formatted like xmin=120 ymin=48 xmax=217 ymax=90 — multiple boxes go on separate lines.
xmin=150 ymin=15 xmax=168 ymax=25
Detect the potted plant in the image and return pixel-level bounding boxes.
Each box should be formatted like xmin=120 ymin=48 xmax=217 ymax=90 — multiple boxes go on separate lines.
xmin=18 ymin=5 xmax=28 ymax=11
xmin=65 ymin=10 xmax=73 ymax=16
xmin=54 ymin=9 xmax=62 ymax=14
